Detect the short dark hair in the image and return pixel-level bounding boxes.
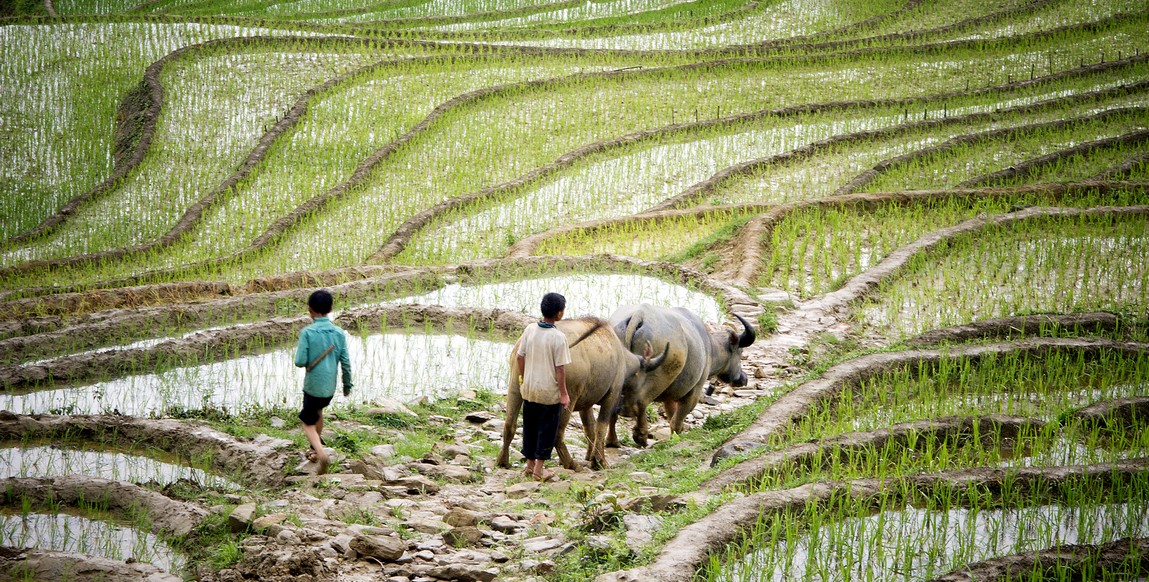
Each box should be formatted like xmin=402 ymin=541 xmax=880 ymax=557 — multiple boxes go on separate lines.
xmin=540 ymin=292 xmax=565 ymax=318
xmin=308 ymin=289 xmax=334 ymax=315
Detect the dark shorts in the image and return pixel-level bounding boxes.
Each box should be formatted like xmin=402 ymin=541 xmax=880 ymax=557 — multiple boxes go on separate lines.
xmin=298 ymin=393 xmax=333 ymax=426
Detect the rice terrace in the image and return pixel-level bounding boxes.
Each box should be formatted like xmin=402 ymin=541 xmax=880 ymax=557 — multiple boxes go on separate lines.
xmin=1 ymin=0 xmax=1148 ymax=580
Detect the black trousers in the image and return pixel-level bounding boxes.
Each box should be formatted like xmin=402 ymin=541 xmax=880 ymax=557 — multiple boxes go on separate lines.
xmin=521 ymin=400 xmax=562 ymax=461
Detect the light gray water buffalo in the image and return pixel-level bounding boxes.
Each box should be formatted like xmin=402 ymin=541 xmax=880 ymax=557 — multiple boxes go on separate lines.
xmin=496 ymin=317 xmax=667 ymax=471
xmin=610 ymin=304 xmax=756 ymax=447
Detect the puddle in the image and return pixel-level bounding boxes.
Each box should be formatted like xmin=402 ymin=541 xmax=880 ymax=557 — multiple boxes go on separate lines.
xmin=0 ymin=333 xmax=511 ymax=417
xmin=0 ymin=509 xmax=186 ymax=574
xmin=0 ymin=446 xmax=239 ymax=491
xmin=381 ymin=273 xmax=723 ymax=322
xmin=719 ymin=502 xmax=1149 ymax=582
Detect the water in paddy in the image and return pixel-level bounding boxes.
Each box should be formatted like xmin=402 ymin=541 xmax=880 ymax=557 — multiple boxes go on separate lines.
xmin=0 ymin=510 xmax=186 ymax=574
xmin=382 ymin=273 xmax=723 ymax=323
xmin=0 ymin=445 xmax=238 ymax=490
xmin=719 ymin=502 xmax=1149 ymax=582
xmin=0 ymin=333 xmax=509 ymax=416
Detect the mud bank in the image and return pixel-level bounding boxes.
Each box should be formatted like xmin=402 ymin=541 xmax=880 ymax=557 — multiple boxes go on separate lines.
xmin=0 ymin=475 xmax=208 ymax=536
xmin=0 ymin=547 xmax=181 ymax=582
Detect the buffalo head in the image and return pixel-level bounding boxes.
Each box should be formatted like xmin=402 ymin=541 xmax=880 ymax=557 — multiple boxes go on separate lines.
xmin=714 ymin=314 xmax=755 ymax=387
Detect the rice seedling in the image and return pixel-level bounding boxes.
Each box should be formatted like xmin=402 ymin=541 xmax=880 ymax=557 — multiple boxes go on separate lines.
xmin=713 ymin=495 xmax=1149 ymax=582
xmin=784 ymin=350 xmax=1149 ymax=442
xmin=1 ymin=43 xmax=383 ymax=264
xmin=857 ymin=212 xmax=1149 ymax=339
xmin=0 ymin=22 xmax=329 ymax=240
xmin=381 ymin=272 xmax=723 ymax=321
xmin=759 ymin=187 xmax=1149 ymax=299
xmin=0 ymin=508 xmax=187 ymax=574
xmin=1 ymin=330 xmax=511 ymax=417
xmin=0 ymin=444 xmax=239 ymax=491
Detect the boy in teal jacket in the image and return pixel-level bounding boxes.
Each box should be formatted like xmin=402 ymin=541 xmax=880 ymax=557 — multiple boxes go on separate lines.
xmin=294 ymin=289 xmax=352 ymax=474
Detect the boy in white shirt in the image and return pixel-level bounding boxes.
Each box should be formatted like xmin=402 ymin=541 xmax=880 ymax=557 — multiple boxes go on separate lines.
xmin=515 ymin=292 xmax=572 ymax=482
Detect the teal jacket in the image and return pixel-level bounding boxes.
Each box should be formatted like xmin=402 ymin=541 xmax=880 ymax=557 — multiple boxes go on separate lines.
xmin=294 ymin=317 xmax=352 ymax=398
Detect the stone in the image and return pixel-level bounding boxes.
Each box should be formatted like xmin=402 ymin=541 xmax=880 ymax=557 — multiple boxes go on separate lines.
xmin=443 ymin=444 xmax=471 ymax=458
xmin=622 ymin=494 xmax=681 ymax=512
xmin=369 ymin=398 xmax=417 ymax=416
xmin=387 ymin=475 xmax=440 ymax=495
xmin=443 ymin=525 xmax=485 ymax=547
xmin=251 ymin=512 xmax=287 ymax=533
xmin=371 ymin=444 xmax=397 ymax=458
xmin=347 ymin=459 xmax=385 ymax=481
xmin=622 ymin=514 xmax=663 ymax=553
xmin=464 ymin=411 xmax=495 ymax=424
xmin=350 ymin=532 xmax=406 ymax=562
xmin=489 ymin=515 xmax=522 ymax=533
xmin=505 ymin=481 xmax=541 ymax=498
xmin=275 ymin=529 xmax=300 ymax=545
xmin=522 ymin=537 xmax=564 ymax=553
xmin=269 ymin=416 xmax=285 ymax=428
xmin=444 ymin=507 xmax=480 ymax=527
xmin=406 ymin=516 xmax=448 ymax=534
xmin=426 ymin=564 xmax=497 ymax=582
xmin=228 ymin=504 xmax=256 ymax=533
xmin=408 ymin=462 xmax=474 ymax=483
xmin=348 ymin=524 xmax=396 ymax=537
xmin=330 ymin=533 xmax=355 ymax=557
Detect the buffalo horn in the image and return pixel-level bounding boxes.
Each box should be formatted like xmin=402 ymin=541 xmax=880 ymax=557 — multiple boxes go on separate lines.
xmin=735 ymin=313 xmax=756 ymax=348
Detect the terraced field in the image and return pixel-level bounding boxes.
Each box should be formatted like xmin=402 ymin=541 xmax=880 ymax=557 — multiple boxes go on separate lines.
xmin=1 ymin=0 xmax=1147 ymax=581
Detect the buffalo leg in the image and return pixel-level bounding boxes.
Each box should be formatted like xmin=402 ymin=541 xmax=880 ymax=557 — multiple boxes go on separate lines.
xmin=668 ymin=387 xmax=702 ymax=434
xmin=606 ymin=407 xmax=621 ymax=448
xmin=553 ymin=407 xmax=577 ymax=470
xmin=496 ymin=379 xmax=523 ymax=469
xmin=589 ymin=406 xmax=613 ymax=470
xmin=632 ymin=405 xmax=650 ymax=448
xmin=580 ymin=408 xmax=597 ymax=462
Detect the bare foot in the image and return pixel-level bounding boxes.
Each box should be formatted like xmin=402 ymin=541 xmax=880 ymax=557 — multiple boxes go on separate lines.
xmin=313 ymin=451 xmax=330 ymax=475
xmin=532 ymin=468 xmax=556 ymax=482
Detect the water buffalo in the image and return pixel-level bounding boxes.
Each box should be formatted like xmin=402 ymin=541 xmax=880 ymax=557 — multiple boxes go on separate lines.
xmin=610 ymin=304 xmax=756 ymax=447
xmin=496 ymin=317 xmax=667 ymax=471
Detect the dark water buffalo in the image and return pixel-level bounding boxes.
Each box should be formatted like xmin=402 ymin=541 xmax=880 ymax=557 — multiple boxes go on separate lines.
xmin=496 ymin=317 xmax=666 ymax=471
xmin=610 ymin=304 xmax=755 ymax=447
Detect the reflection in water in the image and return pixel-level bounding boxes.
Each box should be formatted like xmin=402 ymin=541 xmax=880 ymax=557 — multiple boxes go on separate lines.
xmin=0 ymin=511 xmax=186 ymax=573
xmin=721 ymin=503 xmax=1149 ymax=582
xmin=383 ymin=273 xmax=723 ymax=323
xmin=0 ymin=446 xmax=238 ymax=490
xmin=1 ymin=333 xmax=509 ymax=416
